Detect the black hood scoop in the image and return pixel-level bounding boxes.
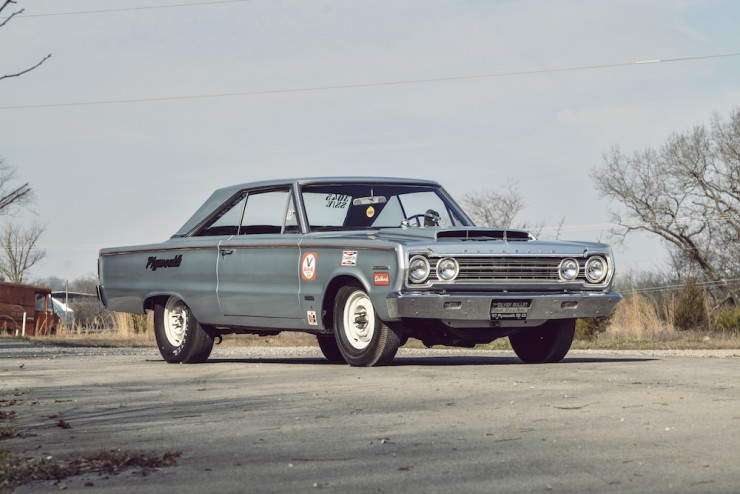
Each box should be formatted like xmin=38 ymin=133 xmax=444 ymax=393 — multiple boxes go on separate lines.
xmin=436 ymin=229 xmax=532 ymax=241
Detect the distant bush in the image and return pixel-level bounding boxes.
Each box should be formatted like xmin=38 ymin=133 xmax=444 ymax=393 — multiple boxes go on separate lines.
xmin=712 ymin=306 xmax=740 ymax=335
xmin=672 ymin=278 xmax=710 ymax=331
xmin=575 ymin=317 xmax=611 ymax=341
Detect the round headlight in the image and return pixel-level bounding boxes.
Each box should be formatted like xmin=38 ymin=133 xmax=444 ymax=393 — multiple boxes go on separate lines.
xmin=559 ymin=258 xmax=579 ymax=281
xmin=436 ymin=257 xmax=459 ymax=281
xmin=408 ymin=255 xmax=430 ymax=284
xmin=585 ymin=256 xmax=608 ymax=283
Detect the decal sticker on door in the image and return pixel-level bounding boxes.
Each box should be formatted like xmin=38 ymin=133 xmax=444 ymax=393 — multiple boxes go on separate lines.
xmin=341 ymin=251 xmax=358 ymax=266
xmin=301 ymin=252 xmax=318 ymax=281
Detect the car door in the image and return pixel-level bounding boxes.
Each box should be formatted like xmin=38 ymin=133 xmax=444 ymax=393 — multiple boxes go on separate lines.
xmin=216 ymin=187 xmax=303 ymax=319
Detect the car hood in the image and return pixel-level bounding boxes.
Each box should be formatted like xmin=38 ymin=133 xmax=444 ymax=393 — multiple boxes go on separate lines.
xmin=370 ymin=227 xmax=612 ymax=256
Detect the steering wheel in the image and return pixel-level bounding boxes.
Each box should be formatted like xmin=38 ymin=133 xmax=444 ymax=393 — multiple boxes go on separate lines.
xmin=402 ymin=212 xmax=440 ymax=227
xmin=403 ymin=214 xmax=426 ymax=227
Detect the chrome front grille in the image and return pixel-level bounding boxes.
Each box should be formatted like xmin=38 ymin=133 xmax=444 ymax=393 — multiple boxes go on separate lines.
xmin=436 ymin=256 xmax=575 ymax=282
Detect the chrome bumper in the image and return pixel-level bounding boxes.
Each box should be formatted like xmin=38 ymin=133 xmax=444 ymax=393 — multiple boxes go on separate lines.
xmin=386 ymin=291 xmax=622 ymax=324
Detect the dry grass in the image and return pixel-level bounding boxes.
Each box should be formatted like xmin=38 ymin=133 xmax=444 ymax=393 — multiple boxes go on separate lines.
xmin=592 ymin=290 xmax=739 ymax=349
xmin=604 ymin=290 xmax=675 ymax=340
xmin=44 ymin=312 xmax=156 ymax=347
xmin=13 ymin=294 xmax=738 ymax=351
xmin=220 ymin=332 xmax=317 ymax=347
xmin=33 ymin=313 xmax=319 ymax=348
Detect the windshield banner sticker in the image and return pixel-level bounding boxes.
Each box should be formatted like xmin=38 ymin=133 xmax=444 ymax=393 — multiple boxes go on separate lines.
xmin=325 ymin=194 xmax=350 ymax=209
xmin=341 ymin=251 xmax=358 ymax=266
xmin=302 ymin=252 xmax=317 ymax=281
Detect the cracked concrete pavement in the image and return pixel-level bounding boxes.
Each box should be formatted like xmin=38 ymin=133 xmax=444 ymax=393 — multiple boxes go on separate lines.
xmin=1 ymin=341 xmax=739 ymax=493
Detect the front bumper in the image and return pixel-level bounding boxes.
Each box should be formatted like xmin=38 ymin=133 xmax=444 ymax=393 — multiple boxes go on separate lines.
xmin=386 ymin=291 xmax=622 ymax=327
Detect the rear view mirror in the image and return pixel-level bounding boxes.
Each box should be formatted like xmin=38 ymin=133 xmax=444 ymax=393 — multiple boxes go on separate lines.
xmin=352 ymin=196 xmax=387 ymax=206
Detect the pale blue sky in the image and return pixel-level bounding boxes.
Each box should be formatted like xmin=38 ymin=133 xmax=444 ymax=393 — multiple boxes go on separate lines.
xmin=1 ymin=0 xmax=739 ymax=282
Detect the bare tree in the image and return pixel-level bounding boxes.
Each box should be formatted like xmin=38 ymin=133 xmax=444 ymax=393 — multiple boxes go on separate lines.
xmin=0 ymin=0 xmax=52 ymax=81
xmin=0 ymin=158 xmax=32 ymax=215
xmin=593 ymin=108 xmax=740 ymax=305
xmin=462 ymin=180 xmax=544 ymax=236
xmin=462 ymin=180 xmax=525 ymax=229
xmin=0 ymin=1 xmax=49 ymax=283
xmin=0 ymin=222 xmax=45 ymax=283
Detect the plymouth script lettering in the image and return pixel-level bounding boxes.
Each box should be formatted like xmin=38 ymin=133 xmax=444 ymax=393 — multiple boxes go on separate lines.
xmin=146 ymin=254 xmax=183 ymax=271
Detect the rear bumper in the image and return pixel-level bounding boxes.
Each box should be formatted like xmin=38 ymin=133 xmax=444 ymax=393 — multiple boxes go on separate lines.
xmin=386 ymin=291 xmax=622 ymax=325
xmin=96 ymin=285 xmax=108 ymax=307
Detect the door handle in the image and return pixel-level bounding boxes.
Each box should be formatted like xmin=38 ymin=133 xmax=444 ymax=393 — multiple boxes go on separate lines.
xmin=220 ymin=249 xmax=234 ymax=257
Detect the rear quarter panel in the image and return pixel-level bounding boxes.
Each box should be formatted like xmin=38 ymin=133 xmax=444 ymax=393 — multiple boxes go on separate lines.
xmin=99 ymin=237 xmax=222 ymax=322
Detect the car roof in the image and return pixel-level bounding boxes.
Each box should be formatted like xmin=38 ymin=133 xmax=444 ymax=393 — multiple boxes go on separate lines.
xmin=174 ymin=176 xmax=442 ymax=237
xmin=215 ymin=176 xmax=439 ymax=194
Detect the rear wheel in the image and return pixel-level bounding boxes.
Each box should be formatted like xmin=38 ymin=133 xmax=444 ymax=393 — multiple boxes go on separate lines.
xmin=154 ymin=296 xmax=214 ymax=363
xmin=334 ymin=285 xmax=401 ymax=367
xmin=509 ymin=319 xmax=576 ymax=364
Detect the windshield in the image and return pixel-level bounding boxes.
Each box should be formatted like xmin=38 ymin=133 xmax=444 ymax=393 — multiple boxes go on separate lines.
xmin=300 ymin=183 xmax=471 ymax=232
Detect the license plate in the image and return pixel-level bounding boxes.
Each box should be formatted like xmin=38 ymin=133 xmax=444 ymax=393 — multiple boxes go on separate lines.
xmin=490 ymin=300 xmax=531 ymax=320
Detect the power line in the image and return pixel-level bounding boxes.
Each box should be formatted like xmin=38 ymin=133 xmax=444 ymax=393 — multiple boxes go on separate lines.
xmin=1 ymin=52 xmax=739 ymax=111
xmin=620 ymin=278 xmax=740 ymax=294
xmin=0 ymin=0 xmax=252 ymax=19
xmin=538 ymin=213 xmax=738 ymax=234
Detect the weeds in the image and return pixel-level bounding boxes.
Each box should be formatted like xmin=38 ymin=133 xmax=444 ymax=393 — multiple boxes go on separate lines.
xmin=0 ymin=449 xmax=181 ymax=493
xmin=0 ymin=450 xmax=67 ymax=493
xmin=0 ymin=426 xmax=28 ymax=441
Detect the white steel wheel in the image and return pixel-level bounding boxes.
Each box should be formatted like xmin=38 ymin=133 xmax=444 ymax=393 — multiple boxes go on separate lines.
xmin=154 ymin=296 xmax=214 ymax=364
xmin=333 ymin=285 xmax=401 ymax=367
xmin=342 ymin=290 xmax=376 ymax=351
xmin=164 ymin=297 xmax=189 ymax=347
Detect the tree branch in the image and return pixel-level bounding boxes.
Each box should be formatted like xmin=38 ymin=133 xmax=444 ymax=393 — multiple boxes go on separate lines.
xmin=0 ymin=53 xmax=52 ymax=81
xmin=0 ymin=182 xmax=31 ymax=213
xmin=0 ymin=1 xmax=21 ymax=28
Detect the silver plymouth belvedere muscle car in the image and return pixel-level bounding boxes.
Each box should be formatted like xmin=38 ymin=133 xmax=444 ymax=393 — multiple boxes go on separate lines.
xmin=97 ymin=177 xmax=621 ymax=366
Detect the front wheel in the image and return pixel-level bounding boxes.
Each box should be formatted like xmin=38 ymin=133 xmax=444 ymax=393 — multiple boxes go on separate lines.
xmin=154 ymin=296 xmax=214 ymax=363
xmin=509 ymin=319 xmax=576 ymax=364
xmin=333 ymin=285 xmax=401 ymax=367
xmin=316 ymin=335 xmax=345 ymax=363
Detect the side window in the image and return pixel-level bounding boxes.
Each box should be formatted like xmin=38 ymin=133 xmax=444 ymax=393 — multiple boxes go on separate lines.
xmin=240 ymin=189 xmax=294 ymax=235
xmin=194 ymin=193 xmax=247 ymax=237
xmin=283 ymin=194 xmax=300 ymax=233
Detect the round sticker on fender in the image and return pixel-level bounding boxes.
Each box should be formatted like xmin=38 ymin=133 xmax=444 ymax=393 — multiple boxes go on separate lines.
xmin=302 ymin=252 xmax=317 ymax=280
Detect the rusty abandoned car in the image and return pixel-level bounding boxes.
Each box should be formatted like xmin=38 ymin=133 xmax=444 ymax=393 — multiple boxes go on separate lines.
xmin=0 ymin=282 xmax=59 ymax=336
xmin=97 ymin=177 xmax=621 ymax=366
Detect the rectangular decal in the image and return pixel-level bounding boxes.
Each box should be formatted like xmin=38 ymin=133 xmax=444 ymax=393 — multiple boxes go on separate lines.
xmin=307 ymin=310 xmax=318 ymax=326
xmin=341 ymin=250 xmax=358 ymax=266
xmin=373 ymin=272 xmax=390 ymax=286
xmin=301 ymin=252 xmax=317 ymax=281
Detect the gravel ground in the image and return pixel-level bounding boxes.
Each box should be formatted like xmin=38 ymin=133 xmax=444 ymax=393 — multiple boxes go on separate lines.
xmin=2 ymin=339 xmax=739 ymax=493
xmin=1 ymin=340 xmax=738 ymax=361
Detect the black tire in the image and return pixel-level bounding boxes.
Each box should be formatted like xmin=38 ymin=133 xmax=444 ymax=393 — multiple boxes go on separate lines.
xmin=509 ymin=319 xmax=576 ymax=364
xmin=333 ymin=285 xmax=401 ymax=367
xmin=154 ymin=296 xmax=214 ymax=363
xmin=316 ymin=335 xmax=346 ymax=363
